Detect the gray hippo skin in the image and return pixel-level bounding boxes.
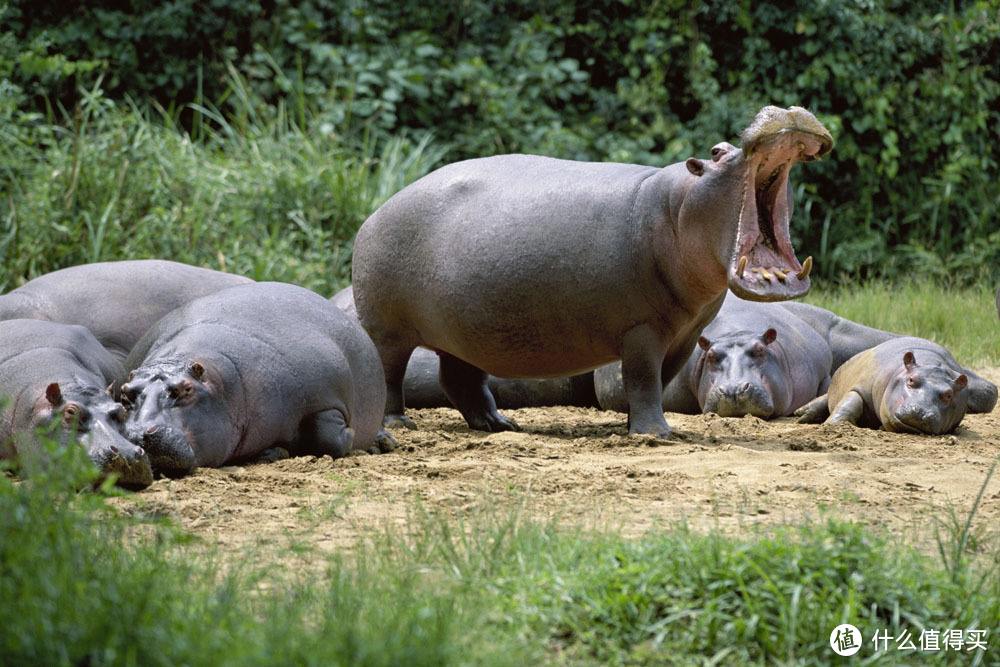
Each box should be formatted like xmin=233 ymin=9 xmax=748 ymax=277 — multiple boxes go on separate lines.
xmin=594 ymin=293 xmax=833 ymax=418
xmin=352 ymin=106 xmax=833 ymax=437
xmin=796 ymin=337 xmax=998 ymax=434
xmin=0 ymin=260 xmax=252 ymax=361
xmin=123 ymin=282 xmax=393 ymax=476
xmin=0 ymin=319 xmax=152 ymax=487
xmin=775 ymin=301 xmax=898 ymax=371
xmin=331 ymin=286 xmax=597 ymax=409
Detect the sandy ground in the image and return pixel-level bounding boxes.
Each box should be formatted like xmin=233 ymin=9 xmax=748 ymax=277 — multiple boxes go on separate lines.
xmin=117 ymin=368 xmax=1000 ymax=558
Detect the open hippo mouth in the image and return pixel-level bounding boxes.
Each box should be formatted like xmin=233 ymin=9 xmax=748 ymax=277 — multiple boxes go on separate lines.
xmin=728 ymin=106 xmax=833 ymax=301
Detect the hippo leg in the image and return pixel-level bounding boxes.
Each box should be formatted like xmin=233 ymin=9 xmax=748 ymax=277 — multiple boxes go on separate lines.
xmin=795 ymin=394 xmax=830 ymax=423
xmin=621 ymin=325 xmax=671 ymax=437
xmin=438 ymin=352 xmax=520 ymax=432
xmin=371 ymin=429 xmax=397 ymax=454
xmin=305 ymin=409 xmax=355 ymax=458
xmin=378 ymin=342 xmax=418 ymax=429
xmin=825 ymin=391 xmax=864 ymax=425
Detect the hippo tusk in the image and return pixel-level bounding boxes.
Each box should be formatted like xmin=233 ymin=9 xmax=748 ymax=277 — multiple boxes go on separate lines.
xmin=796 ymin=256 xmax=813 ymax=280
xmin=737 ymin=255 xmax=748 ymax=278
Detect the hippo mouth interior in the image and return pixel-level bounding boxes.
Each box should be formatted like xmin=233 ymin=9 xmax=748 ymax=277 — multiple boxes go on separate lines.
xmin=728 ymin=129 xmax=828 ymax=301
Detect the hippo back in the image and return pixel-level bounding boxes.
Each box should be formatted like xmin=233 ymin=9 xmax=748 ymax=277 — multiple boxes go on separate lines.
xmin=0 ymin=260 xmax=252 ymax=360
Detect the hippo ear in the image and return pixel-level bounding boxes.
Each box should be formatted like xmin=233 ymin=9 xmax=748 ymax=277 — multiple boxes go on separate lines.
xmin=903 ymin=351 xmax=917 ymax=371
xmin=761 ymin=328 xmax=777 ymax=345
xmin=45 ymin=382 xmax=63 ymax=406
xmin=685 ymin=158 xmax=706 ymax=176
xmin=697 ymin=336 xmax=711 ymax=351
xmin=189 ymin=362 xmax=205 ymax=380
xmin=954 ymin=374 xmax=968 ymax=391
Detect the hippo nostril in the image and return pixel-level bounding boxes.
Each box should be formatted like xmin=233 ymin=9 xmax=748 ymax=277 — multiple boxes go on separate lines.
xmin=135 ymin=446 xmax=145 ymax=457
xmin=144 ymin=425 xmax=160 ymax=437
xmin=740 ymin=382 xmax=752 ymax=395
xmin=110 ymin=445 xmax=119 ymax=454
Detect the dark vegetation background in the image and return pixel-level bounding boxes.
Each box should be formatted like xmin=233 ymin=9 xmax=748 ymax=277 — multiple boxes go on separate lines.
xmin=2 ymin=0 xmax=998 ymax=293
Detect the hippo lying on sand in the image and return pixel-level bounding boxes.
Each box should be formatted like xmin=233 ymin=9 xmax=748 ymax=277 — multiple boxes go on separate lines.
xmin=332 ymin=286 xmax=597 ymax=409
xmin=123 ymin=282 xmax=394 ymax=475
xmin=353 ymin=106 xmax=833 ymax=437
xmin=0 ymin=319 xmax=152 ymax=487
xmin=796 ymin=337 xmax=997 ymax=434
xmin=0 ymin=260 xmax=252 ymax=361
xmin=595 ymin=293 xmax=832 ymax=418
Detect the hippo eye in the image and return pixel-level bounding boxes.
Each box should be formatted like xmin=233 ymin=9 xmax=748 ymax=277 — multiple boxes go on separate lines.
xmin=62 ymin=404 xmax=85 ymax=426
xmin=906 ymin=377 xmax=921 ymax=389
xmin=710 ymin=146 xmax=725 ymax=161
xmin=110 ymin=405 xmax=127 ymax=423
xmin=940 ymin=390 xmax=953 ymax=403
xmin=749 ymin=344 xmax=766 ymax=359
xmin=706 ymin=351 xmax=718 ymax=364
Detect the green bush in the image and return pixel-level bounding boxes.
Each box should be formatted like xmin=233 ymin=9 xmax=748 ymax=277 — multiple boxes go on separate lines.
xmin=2 ymin=1 xmax=998 ymax=283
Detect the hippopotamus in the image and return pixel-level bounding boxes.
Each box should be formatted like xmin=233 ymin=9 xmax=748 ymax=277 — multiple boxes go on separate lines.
xmin=796 ymin=337 xmax=998 ymax=434
xmin=0 ymin=260 xmax=252 ymax=362
xmin=331 ymin=286 xmax=597 ymax=409
xmin=775 ymin=301 xmax=898 ymax=371
xmin=0 ymin=319 xmax=152 ymax=487
xmin=122 ymin=282 xmax=393 ymax=475
xmin=352 ymin=105 xmax=833 ymax=436
xmin=594 ymin=293 xmax=834 ymax=417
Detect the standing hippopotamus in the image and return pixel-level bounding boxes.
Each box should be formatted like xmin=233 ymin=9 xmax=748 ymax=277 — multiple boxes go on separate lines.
xmin=796 ymin=337 xmax=998 ymax=434
xmin=331 ymin=286 xmax=597 ymax=409
xmin=122 ymin=282 xmax=393 ymax=475
xmin=0 ymin=320 xmax=152 ymax=487
xmin=353 ymin=105 xmax=833 ymax=436
xmin=594 ymin=293 xmax=833 ymax=418
xmin=0 ymin=260 xmax=252 ymax=361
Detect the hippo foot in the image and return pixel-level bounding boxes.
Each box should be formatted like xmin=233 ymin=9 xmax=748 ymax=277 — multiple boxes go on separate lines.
xmin=626 ymin=415 xmax=673 ymax=439
xmin=794 ymin=395 xmax=829 ymax=424
xmin=254 ymin=447 xmax=290 ymax=464
xmin=371 ymin=429 xmax=398 ymax=454
xmin=384 ymin=413 xmax=417 ymax=430
xmin=465 ymin=411 xmax=521 ymax=433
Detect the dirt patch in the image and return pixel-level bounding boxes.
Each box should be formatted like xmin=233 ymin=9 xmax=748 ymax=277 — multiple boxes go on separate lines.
xmin=117 ymin=368 xmax=1000 ymax=558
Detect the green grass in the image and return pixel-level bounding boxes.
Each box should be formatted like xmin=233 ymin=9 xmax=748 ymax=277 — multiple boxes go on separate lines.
xmin=3 ymin=445 xmax=998 ymax=666
xmin=0 ymin=80 xmax=446 ymax=296
xmin=807 ymin=281 xmax=1000 ymax=367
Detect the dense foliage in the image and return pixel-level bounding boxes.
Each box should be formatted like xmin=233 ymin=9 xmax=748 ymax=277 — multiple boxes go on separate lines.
xmin=1 ymin=1 xmax=998 ymax=285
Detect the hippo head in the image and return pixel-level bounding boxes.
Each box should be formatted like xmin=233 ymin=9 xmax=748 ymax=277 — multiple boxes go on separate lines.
xmin=696 ymin=328 xmax=786 ymax=418
xmin=679 ymin=106 xmax=832 ymax=302
xmin=29 ymin=380 xmax=154 ymax=488
xmin=122 ymin=358 xmax=230 ymax=476
xmin=880 ymin=351 xmax=969 ymax=435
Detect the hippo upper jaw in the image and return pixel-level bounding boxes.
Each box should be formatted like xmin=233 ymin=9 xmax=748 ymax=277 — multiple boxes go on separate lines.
xmin=727 ymin=106 xmax=833 ymax=302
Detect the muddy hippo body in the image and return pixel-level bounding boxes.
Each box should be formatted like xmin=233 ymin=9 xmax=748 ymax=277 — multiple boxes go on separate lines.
xmin=353 ymin=107 xmax=832 ymax=436
xmin=0 ymin=260 xmax=252 ymax=361
xmin=595 ymin=293 xmax=832 ymax=418
xmin=123 ymin=282 xmax=390 ymax=475
xmin=331 ymin=286 xmax=597 ymax=409
xmin=798 ymin=337 xmax=997 ymax=434
xmin=776 ymin=301 xmax=898 ymax=371
xmin=0 ymin=319 xmax=152 ymax=487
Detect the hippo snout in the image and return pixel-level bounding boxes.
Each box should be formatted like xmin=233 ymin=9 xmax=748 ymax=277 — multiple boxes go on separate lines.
xmin=888 ymin=405 xmax=950 ymax=435
xmin=85 ymin=424 xmax=154 ymax=489
xmin=130 ymin=423 xmax=196 ymax=476
xmin=706 ymin=382 xmax=775 ymax=418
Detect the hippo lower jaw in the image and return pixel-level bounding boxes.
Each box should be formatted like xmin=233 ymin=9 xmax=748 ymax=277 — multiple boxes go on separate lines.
xmin=728 ymin=108 xmax=833 ymax=302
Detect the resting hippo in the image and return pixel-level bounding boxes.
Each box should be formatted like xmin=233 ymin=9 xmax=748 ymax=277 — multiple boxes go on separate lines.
xmin=331 ymin=286 xmax=597 ymax=408
xmin=594 ymin=293 xmax=833 ymax=417
xmin=0 ymin=320 xmax=152 ymax=487
xmin=122 ymin=282 xmax=393 ymax=475
xmin=796 ymin=337 xmax=998 ymax=434
xmin=776 ymin=301 xmax=898 ymax=371
xmin=353 ymin=106 xmax=833 ymax=436
xmin=0 ymin=260 xmax=252 ymax=361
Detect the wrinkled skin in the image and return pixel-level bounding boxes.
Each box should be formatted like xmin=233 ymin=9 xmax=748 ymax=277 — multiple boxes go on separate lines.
xmin=594 ymin=293 xmax=832 ymax=418
xmin=775 ymin=301 xmax=898 ymax=371
xmin=331 ymin=287 xmax=598 ymax=409
xmin=0 ymin=320 xmax=152 ymax=488
xmin=124 ymin=282 xmax=392 ymax=476
xmin=0 ymin=260 xmax=252 ymax=362
xmin=353 ymin=106 xmax=832 ymax=437
xmin=796 ymin=337 xmax=998 ymax=435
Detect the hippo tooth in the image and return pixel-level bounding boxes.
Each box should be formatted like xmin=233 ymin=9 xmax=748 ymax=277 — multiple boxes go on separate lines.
xmin=796 ymin=256 xmax=813 ymax=280
xmin=773 ymin=268 xmax=787 ymax=281
xmin=760 ymin=269 xmax=773 ymax=281
xmin=737 ymin=255 xmax=748 ymax=278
